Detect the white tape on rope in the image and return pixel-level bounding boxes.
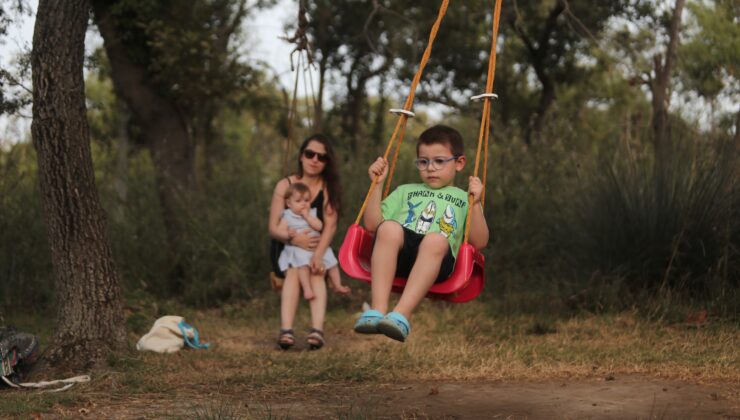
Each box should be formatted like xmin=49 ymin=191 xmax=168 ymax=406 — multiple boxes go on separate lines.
xmin=470 ymin=93 xmax=498 ymax=101
xmin=389 ymin=108 xmax=416 ymax=118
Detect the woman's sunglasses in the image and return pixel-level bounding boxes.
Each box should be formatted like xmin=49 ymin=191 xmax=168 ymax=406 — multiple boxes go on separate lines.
xmin=303 ymin=149 xmax=329 ymax=162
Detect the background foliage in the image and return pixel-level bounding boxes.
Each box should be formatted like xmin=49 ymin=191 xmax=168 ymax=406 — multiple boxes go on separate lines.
xmin=0 ymin=0 xmax=737 ymax=319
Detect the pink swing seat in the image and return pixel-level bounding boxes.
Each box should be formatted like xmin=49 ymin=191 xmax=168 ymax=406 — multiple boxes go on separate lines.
xmin=338 ymin=223 xmax=485 ymax=302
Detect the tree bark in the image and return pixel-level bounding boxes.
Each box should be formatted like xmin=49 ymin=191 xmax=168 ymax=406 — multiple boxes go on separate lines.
xmin=31 ymin=0 xmax=125 ymax=370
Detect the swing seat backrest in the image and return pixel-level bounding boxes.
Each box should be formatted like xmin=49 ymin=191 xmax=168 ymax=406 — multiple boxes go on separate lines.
xmin=338 ymin=223 xmax=485 ymax=302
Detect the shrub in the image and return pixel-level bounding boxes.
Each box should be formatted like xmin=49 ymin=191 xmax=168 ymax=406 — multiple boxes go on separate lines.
xmin=0 ymin=143 xmax=53 ymax=313
xmin=556 ymin=135 xmax=739 ymax=311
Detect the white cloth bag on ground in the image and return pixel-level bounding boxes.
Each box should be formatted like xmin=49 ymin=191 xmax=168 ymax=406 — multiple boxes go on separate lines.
xmin=136 ymin=316 xmax=209 ymax=353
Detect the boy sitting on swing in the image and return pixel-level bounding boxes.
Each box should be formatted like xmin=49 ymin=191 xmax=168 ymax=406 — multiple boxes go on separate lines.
xmin=355 ymin=125 xmax=489 ymax=342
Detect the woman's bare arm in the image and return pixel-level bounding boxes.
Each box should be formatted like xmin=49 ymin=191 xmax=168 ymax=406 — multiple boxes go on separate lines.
xmin=309 ymin=191 xmax=337 ymax=272
xmin=269 ymin=178 xmax=291 ymax=242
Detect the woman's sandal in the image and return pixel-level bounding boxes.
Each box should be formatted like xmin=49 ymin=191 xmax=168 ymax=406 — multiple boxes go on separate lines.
xmin=354 ymin=309 xmax=384 ymax=334
xmin=277 ymin=328 xmax=295 ymax=350
xmin=377 ymin=312 xmax=410 ymax=342
xmin=306 ymin=328 xmax=325 ymax=350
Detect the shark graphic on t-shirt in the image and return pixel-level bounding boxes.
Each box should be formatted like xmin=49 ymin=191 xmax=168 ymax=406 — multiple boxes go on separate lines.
xmin=415 ymin=201 xmax=436 ymax=234
xmin=403 ymin=200 xmax=422 ymax=228
xmin=438 ymin=205 xmax=458 ymax=238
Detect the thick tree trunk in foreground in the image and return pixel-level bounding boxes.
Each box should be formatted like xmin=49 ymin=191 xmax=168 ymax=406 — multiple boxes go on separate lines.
xmin=31 ymin=0 xmax=126 ymax=370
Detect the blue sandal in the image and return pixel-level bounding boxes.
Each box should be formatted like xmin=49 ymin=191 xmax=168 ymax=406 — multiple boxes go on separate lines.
xmin=377 ymin=312 xmax=410 ymax=342
xmin=354 ymin=309 xmax=384 ymax=334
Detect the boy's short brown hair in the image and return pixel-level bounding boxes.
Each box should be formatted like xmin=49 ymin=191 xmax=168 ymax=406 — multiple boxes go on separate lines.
xmin=416 ymin=125 xmax=464 ymax=157
xmin=284 ymin=182 xmax=310 ymax=200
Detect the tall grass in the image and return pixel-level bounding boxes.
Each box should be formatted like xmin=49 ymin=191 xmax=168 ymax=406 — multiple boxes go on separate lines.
xmin=0 ymin=143 xmax=53 ymax=314
xmin=555 ymin=135 xmax=739 ymax=315
xmin=93 ymin=126 xmax=275 ymax=306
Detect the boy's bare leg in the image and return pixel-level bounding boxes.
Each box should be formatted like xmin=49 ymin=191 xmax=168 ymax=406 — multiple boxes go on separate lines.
xmin=298 ymin=266 xmax=315 ymax=300
xmin=328 ymin=266 xmax=350 ymax=294
xmin=393 ymin=233 xmax=448 ymax=320
xmin=308 ymin=273 xmax=327 ymax=331
xmin=370 ymin=221 xmax=404 ymax=314
xmin=280 ymin=268 xmax=301 ymax=330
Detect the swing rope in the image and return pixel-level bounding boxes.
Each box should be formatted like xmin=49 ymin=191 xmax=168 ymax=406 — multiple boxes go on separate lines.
xmin=283 ymin=51 xmax=302 ymax=175
xmin=354 ymin=0 xmax=503 ymax=238
xmin=281 ymin=0 xmax=318 ymax=175
xmin=354 ymin=0 xmax=451 ymax=225
xmin=463 ymin=0 xmax=502 ymax=244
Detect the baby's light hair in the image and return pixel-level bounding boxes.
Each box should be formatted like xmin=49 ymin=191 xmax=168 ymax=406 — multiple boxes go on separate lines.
xmin=284 ymin=182 xmax=311 ymax=200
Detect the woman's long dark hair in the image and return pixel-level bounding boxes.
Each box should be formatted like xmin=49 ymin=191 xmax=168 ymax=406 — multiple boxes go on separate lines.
xmin=297 ymin=134 xmax=342 ymax=214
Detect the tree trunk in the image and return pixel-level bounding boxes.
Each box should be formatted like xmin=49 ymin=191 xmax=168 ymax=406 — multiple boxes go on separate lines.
xmin=343 ymin=80 xmax=367 ymax=154
xmin=513 ymin=0 xmax=565 ymax=146
xmin=372 ymin=74 xmax=388 ymax=146
xmin=113 ymin=104 xmax=129 ymax=222
xmin=314 ymin=56 xmax=327 ymax=131
xmin=92 ymin=0 xmax=194 ymax=291
xmin=650 ymin=0 xmax=686 ymax=164
xmin=529 ymin=75 xmax=556 ymax=145
xmin=733 ymin=107 xmax=739 ymax=158
xmin=31 ymin=0 xmax=125 ymax=370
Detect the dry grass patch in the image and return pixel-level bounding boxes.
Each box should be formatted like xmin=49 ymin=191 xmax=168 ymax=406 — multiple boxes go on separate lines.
xmin=1 ymin=296 xmax=738 ymax=417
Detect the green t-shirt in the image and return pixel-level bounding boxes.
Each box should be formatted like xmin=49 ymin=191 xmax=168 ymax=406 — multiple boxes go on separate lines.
xmin=381 ymin=183 xmax=469 ymax=258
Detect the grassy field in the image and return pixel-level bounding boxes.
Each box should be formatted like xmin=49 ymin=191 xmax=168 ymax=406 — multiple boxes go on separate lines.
xmin=1 ymin=293 xmax=739 ymax=418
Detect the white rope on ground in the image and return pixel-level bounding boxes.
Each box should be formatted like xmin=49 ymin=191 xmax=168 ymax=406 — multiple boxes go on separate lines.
xmin=2 ymin=374 xmax=91 ymax=393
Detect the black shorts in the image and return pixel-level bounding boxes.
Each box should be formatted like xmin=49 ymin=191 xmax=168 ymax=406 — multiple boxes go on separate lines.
xmin=376 ymin=223 xmax=455 ymax=283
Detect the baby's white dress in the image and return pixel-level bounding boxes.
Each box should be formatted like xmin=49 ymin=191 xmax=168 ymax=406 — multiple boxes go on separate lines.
xmin=278 ymin=208 xmax=338 ymax=271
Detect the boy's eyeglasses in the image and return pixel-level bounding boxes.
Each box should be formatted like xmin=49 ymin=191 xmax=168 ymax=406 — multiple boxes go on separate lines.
xmin=303 ymin=149 xmax=328 ymax=162
xmin=414 ymin=156 xmax=459 ymax=171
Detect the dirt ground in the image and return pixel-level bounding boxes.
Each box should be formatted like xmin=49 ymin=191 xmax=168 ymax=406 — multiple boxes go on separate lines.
xmin=8 ymin=305 xmax=740 ymax=419
xmin=33 ymin=375 xmax=738 ymax=419
xmin=331 ymin=377 xmax=740 ymax=419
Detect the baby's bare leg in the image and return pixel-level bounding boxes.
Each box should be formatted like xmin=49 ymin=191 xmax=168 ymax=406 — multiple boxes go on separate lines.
xmin=327 ymin=266 xmax=350 ymax=294
xmin=370 ymin=222 xmax=404 ymax=313
xmin=393 ymin=233 xmax=448 ymax=319
xmin=298 ymin=266 xmax=315 ymax=300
